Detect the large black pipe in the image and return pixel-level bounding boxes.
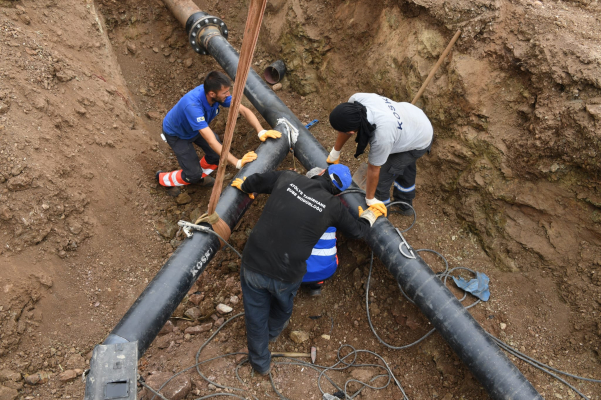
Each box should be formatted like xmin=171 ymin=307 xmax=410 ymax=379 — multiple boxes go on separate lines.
xmin=103 ymin=1 xmax=542 ymax=398
xmin=104 ymin=128 xmax=295 ymax=353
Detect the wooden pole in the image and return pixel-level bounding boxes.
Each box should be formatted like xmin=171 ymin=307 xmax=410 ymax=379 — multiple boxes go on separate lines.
xmin=206 ymin=0 xmax=268 ymax=215
xmin=411 ymin=30 xmax=461 ymax=105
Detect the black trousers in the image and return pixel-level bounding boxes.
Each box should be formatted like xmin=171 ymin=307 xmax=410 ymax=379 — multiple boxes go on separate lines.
xmin=375 ymin=143 xmax=432 ymax=203
xmin=163 ymin=132 xmax=221 ymax=184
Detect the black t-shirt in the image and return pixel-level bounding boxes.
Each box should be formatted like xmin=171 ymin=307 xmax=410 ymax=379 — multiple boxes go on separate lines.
xmin=240 ymin=170 xmax=370 ymax=283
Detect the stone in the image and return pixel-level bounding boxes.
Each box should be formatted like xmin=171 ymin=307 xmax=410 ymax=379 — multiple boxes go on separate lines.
xmin=23 ymin=372 xmax=50 ymax=385
xmin=66 ymin=353 xmax=85 ymax=369
xmin=0 ymin=371 xmax=20 ymax=385
xmin=144 ymin=372 xmax=191 ymax=400
xmin=0 ymin=386 xmax=18 ymax=400
xmin=321 ymin=334 xmax=330 ymax=340
xmin=155 ymin=335 xmax=172 ymax=349
xmin=272 ymin=83 xmax=282 ymax=91
xmin=55 ymin=69 xmax=75 ymax=82
xmin=6 ymin=175 xmax=32 ymax=191
xmin=156 ymin=219 xmax=178 ymax=239
xmin=19 ymin=14 xmax=31 ymax=25
xmin=214 ymin=318 xmax=224 ymax=327
xmin=184 ymin=58 xmax=193 ymax=68
xmin=153 ymin=47 xmax=159 ymax=53
xmin=216 ymin=304 xmax=232 ymax=314
xmin=184 ymin=323 xmax=212 ymax=335
xmin=188 ymin=293 xmax=204 ymax=305
xmin=184 ymin=307 xmax=202 ymax=320
xmin=34 ymin=273 xmax=52 ymax=288
xmin=58 ymin=370 xmax=77 ymax=382
xmin=229 ymin=295 xmax=239 ymax=305
xmin=0 ymin=101 xmax=9 ymax=115
xmin=126 ymin=42 xmax=137 ymax=54
xmin=175 ymin=192 xmax=192 ymax=205
xmin=159 ymin=320 xmax=174 ymax=335
xmin=235 ymin=348 xmax=248 ymax=363
xmin=500 ymin=323 xmax=507 ymax=330
xmin=146 ymin=111 xmax=161 ymax=120
xmin=289 ymin=330 xmax=309 ymax=344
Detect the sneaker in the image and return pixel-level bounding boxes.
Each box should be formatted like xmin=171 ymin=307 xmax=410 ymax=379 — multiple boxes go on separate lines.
xmin=198 ymin=176 xmax=215 ymax=187
xmin=309 ymin=287 xmax=322 ymax=297
xmin=389 ymin=200 xmax=414 ymax=216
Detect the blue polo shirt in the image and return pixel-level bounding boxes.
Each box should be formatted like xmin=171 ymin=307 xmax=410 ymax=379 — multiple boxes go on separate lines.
xmin=162 ymin=84 xmax=231 ymax=140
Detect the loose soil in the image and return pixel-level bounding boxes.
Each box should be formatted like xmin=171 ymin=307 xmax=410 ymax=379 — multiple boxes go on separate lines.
xmin=0 ymin=0 xmax=599 ymax=399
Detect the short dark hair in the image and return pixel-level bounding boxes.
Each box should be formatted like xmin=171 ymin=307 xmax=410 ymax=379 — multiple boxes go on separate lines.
xmin=204 ymin=71 xmax=231 ymax=94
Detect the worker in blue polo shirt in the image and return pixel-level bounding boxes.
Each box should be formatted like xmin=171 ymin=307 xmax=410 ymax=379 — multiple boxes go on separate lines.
xmin=156 ymin=70 xmax=281 ymax=188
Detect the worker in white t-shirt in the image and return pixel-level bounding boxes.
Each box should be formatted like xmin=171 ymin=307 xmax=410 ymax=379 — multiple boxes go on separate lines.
xmin=327 ymin=93 xmax=433 ymax=215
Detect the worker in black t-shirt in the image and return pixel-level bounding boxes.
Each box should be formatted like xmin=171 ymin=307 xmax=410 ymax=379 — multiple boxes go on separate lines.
xmin=231 ymin=164 xmax=386 ymax=375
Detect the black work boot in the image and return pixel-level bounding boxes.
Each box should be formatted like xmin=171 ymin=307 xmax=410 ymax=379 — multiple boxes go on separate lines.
xmin=388 ymin=199 xmax=414 ymax=216
xmin=198 ymin=176 xmax=215 ymax=187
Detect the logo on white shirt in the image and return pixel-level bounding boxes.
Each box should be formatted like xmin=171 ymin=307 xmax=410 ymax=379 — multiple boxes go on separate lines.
xmin=197 ymin=116 xmax=205 ymax=122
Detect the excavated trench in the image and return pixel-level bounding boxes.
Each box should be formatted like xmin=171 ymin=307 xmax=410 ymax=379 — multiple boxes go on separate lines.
xmin=94 ymin=0 xmax=600 ymax=399
xmin=0 ymin=0 xmax=599 ymax=399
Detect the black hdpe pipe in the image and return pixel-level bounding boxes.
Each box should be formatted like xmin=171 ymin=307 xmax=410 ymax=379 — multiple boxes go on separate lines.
xmin=103 ymin=123 xmax=296 ymax=353
xmin=102 ymin=1 xmax=542 ymax=398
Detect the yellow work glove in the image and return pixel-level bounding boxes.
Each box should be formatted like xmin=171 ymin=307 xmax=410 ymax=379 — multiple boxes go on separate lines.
xmin=231 ymin=177 xmax=255 ymax=199
xmin=258 ymin=129 xmax=282 ymax=142
xmin=326 ymin=155 xmax=340 ymax=164
xmin=236 ymin=151 xmax=257 ymax=169
xmin=358 ymin=203 xmax=387 ymax=226
xmin=369 ymin=202 xmax=388 ymax=218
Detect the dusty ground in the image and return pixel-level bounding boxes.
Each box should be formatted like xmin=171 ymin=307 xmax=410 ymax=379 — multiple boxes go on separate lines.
xmin=0 ymin=0 xmax=599 ymax=399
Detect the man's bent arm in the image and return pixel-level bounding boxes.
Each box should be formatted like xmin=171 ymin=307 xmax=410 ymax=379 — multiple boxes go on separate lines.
xmin=239 ymin=104 xmax=264 ymax=133
xmin=199 ymin=126 xmax=238 ymax=166
xmin=241 ymin=171 xmax=284 ymax=195
xmin=365 ymin=163 xmax=381 ymax=200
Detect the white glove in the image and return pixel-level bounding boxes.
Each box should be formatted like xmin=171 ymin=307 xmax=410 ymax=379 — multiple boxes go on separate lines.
xmin=359 ymin=209 xmax=378 ymax=226
xmin=365 ymin=197 xmax=385 ymax=207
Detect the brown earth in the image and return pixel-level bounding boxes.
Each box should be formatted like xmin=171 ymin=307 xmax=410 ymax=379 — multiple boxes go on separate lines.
xmin=0 ymin=0 xmax=599 ymax=399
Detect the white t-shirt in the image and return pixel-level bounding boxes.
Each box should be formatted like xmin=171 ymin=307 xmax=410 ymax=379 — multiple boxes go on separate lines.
xmin=349 ymin=93 xmax=433 ymax=167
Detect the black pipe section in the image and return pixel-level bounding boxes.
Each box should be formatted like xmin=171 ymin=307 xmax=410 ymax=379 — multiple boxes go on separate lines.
xmin=103 ymin=2 xmax=542 ymax=398
xmin=339 ymin=196 xmax=543 ymax=399
xmin=104 ymin=129 xmax=295 ymax=354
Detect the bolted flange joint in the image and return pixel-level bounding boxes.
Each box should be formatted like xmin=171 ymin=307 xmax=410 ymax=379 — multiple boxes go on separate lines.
xmin=186 ymin=12 xmax=229 ymax=55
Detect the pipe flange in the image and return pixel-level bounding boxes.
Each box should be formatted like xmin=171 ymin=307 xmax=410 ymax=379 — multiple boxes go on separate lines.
xmin=188 ymin=16 xmax=229 ymax=55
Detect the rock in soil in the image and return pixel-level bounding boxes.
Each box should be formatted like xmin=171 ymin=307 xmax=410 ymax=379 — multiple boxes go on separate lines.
xmin=23 ymin=372 xmax=50 ymax=385
xmin=184 ymin=322 xmax=213 ymax=335
xmin=58 ymin=370 xmax=77 ymax=382
xmin=175 ymin=192 xmax=192 ymax=205
xmin=143 ymin=371 xmax=191 ymax=400
xmin=0 ymin=386 xmax=18 ymax=400
xmin=289 ymin=330 xmax=310 ymax=344
xmin=216 ymin=304 xmax=233 ymax=314
xmin=184 ymin=307 xmax=202 ymax=320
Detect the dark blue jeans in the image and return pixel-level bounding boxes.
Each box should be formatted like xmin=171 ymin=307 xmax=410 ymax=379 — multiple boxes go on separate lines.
xmin=240 ymin=266 xmax=302 ymax=373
